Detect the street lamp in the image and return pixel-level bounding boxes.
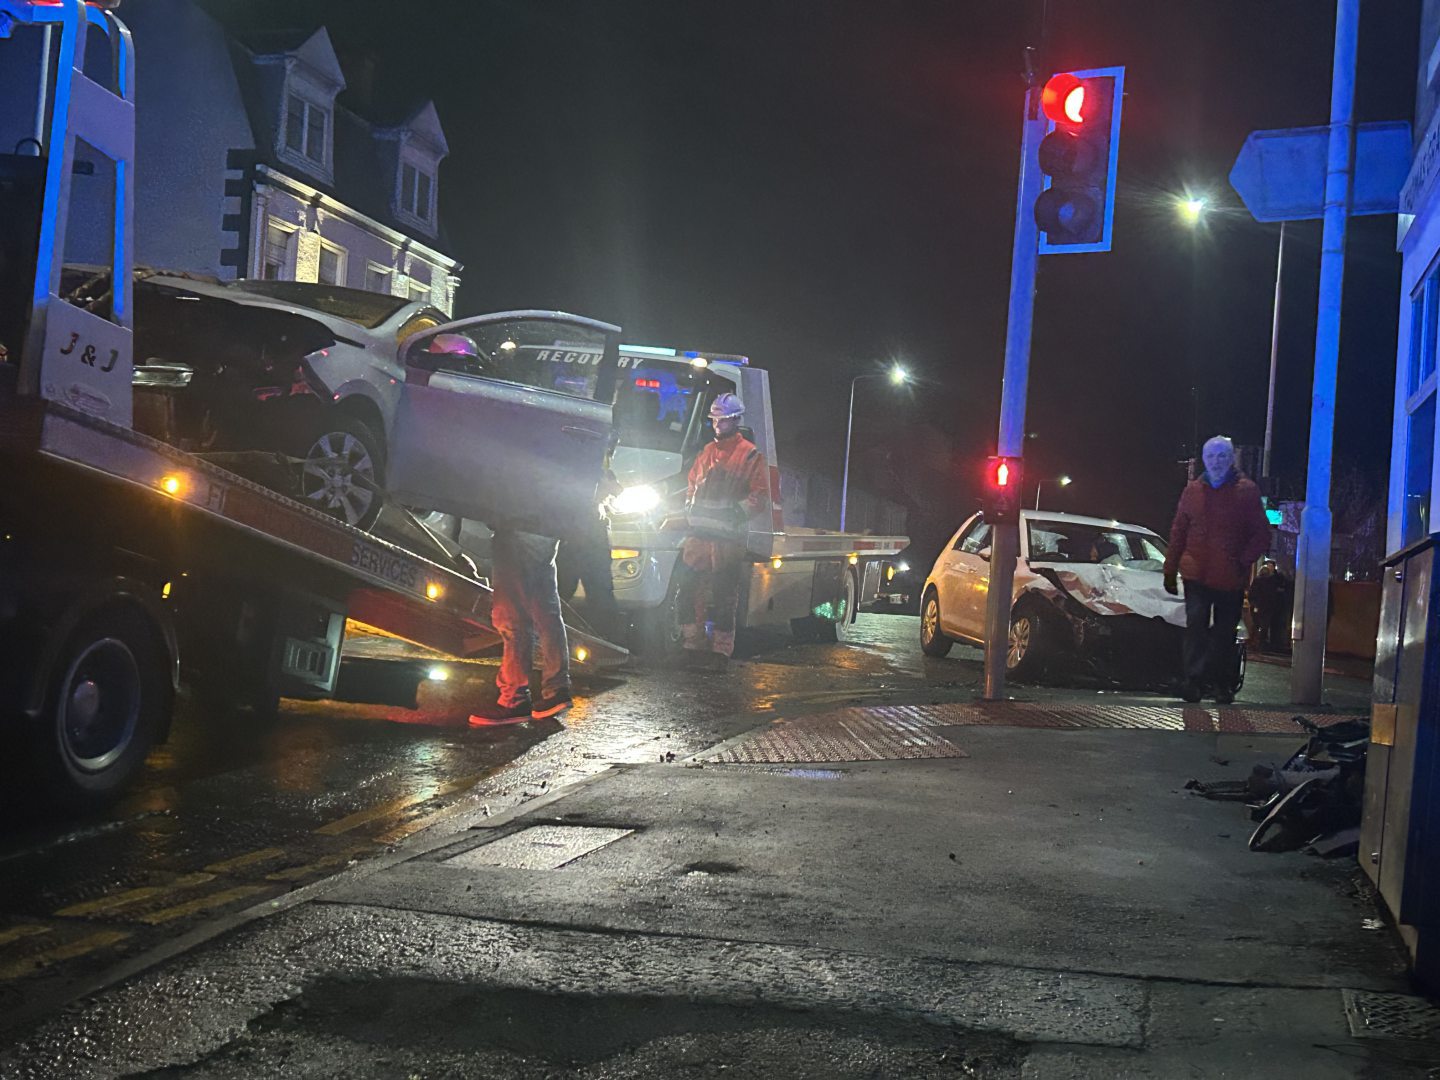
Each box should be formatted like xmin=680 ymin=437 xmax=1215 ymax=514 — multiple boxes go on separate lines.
xmin=840 ymin=363 xmax=908 ymax=532
xmin=1034 ymin=474 xmax=1071 ymax=510
xmin=1176 ymin=192 xmax=1285 ymax=482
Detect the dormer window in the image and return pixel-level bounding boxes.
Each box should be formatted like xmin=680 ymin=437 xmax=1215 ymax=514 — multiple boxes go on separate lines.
xmin=284 ymin=91 xmax=329 ymax=168
xmin=400 ymin=161 xmax=434 ymax=224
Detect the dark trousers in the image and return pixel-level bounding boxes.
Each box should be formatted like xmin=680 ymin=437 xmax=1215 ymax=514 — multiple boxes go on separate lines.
xmin=558 ymin=520 xmax=619 ymax=641
xmin=1183 ymin=582 xmax=1244 ymax=689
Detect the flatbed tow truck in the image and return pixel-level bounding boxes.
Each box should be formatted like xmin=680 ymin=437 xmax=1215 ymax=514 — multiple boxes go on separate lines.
xmin=0 ymin=0 xmax=623 ymax=805
xmin=604 ymin=346 xmax=908 ymax=654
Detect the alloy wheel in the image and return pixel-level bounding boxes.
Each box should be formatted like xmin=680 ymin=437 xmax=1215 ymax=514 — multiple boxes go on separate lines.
xmin=1007 ymin=615 xmax=1032 ymax=670
xmin=922 ymin=597 xmax=940 ymax=644
xmin=300 ymin=430 xmax=377 ymax=527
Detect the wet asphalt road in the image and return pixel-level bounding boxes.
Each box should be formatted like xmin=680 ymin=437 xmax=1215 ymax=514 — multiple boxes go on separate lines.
xmin=0 ymin=612 xmax=1369 ymax=1027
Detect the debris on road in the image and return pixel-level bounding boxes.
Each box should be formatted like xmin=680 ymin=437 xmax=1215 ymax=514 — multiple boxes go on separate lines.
xmin=1186 ymin=716 xmax=1369 ymax=856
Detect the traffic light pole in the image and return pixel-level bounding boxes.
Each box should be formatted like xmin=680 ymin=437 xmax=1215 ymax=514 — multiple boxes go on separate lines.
xmin=1291 ymin=0 xmax=1359 ymax=705
xmin=982 ymin=85 xmax=1048 ymax=701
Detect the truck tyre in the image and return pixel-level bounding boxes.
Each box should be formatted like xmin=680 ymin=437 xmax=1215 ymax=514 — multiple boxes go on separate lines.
xmin=920 ymin=589 xmax=953 ymax=657
xmin=33 ymin=605 xmax=170 ymax=807
xmin=1005 ymin=604 xmax=1052 ymax=682
xmin=803 ymin=568 xmax=859 ymax=644
xmin=293 ymin=412 xmax=385 ymax=530
xmin=638 ymin=574 xmax=686 ymax=662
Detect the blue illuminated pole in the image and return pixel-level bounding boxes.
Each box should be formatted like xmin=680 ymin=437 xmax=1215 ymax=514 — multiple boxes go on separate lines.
xmin=1291 ymin=0 xmax=1359 ymax=705
xmin=982 ymin=84 xmax=1048 ymax=700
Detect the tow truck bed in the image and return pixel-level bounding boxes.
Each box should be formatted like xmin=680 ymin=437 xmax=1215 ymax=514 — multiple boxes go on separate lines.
xmin=0 ymin=383 xmax=624 ymax=803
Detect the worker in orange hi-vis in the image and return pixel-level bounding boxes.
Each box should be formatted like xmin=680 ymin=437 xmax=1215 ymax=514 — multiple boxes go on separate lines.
xmin=676 ymin=393 xmax=770 ymax=668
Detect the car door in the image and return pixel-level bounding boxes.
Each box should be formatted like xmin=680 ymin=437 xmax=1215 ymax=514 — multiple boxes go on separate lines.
xmin=387 ymin=311 xmax=620 ymax=540
xmin=946 ymin=515 xmax=995 ymax=641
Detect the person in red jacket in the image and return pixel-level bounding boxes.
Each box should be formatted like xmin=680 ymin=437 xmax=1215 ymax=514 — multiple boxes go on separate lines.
xmin=1163 ymin=435 xmax=1272 ymax=704
xmin=678 ymin=393 xmax=770 ymax=667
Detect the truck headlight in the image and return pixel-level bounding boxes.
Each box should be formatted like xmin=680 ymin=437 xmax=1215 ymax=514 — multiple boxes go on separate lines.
xmin=611 ymin=484 xmax=661 ymax=515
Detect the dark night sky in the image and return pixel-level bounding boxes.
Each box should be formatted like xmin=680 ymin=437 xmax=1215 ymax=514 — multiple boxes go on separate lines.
xmin=199 ymin=0 xmax=1419 ymax=554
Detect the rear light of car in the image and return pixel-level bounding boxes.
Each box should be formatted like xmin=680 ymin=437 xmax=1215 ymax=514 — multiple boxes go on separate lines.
xmin=253 ymin=364 xmax=323 ymax=403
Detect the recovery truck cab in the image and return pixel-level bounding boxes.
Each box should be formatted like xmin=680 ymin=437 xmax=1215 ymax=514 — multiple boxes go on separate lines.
xmin=605 ymin=346 xmax=908 ymax=655
xmin=0 ymin=0 xmax=622 ymax=805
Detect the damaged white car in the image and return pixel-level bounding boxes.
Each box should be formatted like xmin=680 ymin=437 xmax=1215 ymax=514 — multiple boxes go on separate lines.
xmin=921 ymin=510 xmax=1234 ymax=687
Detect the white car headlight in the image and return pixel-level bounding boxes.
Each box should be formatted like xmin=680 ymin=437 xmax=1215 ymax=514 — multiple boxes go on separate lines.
xmin=611 ymin=483 xmax=662 ymax=516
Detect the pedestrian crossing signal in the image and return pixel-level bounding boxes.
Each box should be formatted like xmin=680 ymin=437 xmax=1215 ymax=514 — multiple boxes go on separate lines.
xmin=984 ymin=457 xmax=1023 ymax=525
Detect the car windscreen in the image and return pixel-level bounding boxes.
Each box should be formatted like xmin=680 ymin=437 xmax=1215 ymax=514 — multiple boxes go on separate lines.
xmin=613 ymin=356 xmax=731 ymax=454
xmin=223 ymin=281 xmax=410 ymax=329
xmin=1027 ymin=520 xmax=1167 ymax=571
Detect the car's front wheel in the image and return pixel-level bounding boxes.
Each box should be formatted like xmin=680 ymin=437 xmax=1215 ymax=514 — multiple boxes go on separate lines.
xmin=1005 ymin=606 xmax=1051 ymax=681
xmin=920 ymin=589 xmax=953 ymax=657
xmin=293 ymin=413 xmax=385 ymax=530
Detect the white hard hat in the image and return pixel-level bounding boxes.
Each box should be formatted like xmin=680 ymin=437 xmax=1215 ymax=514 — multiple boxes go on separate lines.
xmin=426 ymin=333 xmax=479 ymax=357
xmin=709 ymin=392 xmax=744 ymax=420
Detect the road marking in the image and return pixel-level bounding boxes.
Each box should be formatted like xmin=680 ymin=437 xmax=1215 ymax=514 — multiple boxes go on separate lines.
xmin=314 ymin=774 xmax=483 ymax=836
xmin=0 ymin=930 xmax=129 ymax=981
xmin=54 ymin=873 xmax=216 ymax=918
xmin=203 ymin=847 xmax=287 ymax=874
xmin=138 ymin=885 xmax=272 ymax=925
xmin=0 ymin=924 xmax=51 ymax=948
xmin=265 ymin=844 xmax=374 ymax=882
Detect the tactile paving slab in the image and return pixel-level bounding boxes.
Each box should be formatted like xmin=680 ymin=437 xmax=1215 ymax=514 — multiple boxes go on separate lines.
xmin=707 ymin=702 xmax=1359 ymax=764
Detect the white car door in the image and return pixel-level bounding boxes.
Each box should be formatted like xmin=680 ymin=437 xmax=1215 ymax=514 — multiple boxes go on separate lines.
xmin=946 ymin=515 xmax=994 ymax=641
xmin=387 ymin=312 xmax=620 ymax=540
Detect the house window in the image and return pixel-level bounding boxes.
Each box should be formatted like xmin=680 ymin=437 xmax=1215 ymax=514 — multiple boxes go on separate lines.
xmin=400 ymin=161 xmax=434 ymax=222
xmin=365 ymin=264 xmax=393 ymax=295
xmin=284 ymin=92 xmax=329 ymax=167
xmin=408 ymin=279 xmax=431 ymax=303
xmin=1404 ymin=266 xmax=1440 ymax=545
xmin=262 ymin=218 xmax=295 ymax=280
xmin=317 ymin=241 xmax=346 ymax=286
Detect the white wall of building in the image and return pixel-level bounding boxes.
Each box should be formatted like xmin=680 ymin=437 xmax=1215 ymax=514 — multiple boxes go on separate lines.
xmin=250 ymin=182 xmax=456 ymax=314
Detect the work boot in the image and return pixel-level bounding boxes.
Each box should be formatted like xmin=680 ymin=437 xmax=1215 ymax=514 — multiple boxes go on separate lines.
xmin=532 ymin=688 xmax=573 ymax=719
xmin=1213 ymin=686 xmax=1235 ymax=706
xmin=469 ymin=695 xmax=533 ymax=726
xmin=1180 ymin=680 xmax=1202 ymax=704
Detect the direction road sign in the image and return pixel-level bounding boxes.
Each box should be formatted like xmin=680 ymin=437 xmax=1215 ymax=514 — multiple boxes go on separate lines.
xmin=1229 ymin=121 xmax=1411 ymax=222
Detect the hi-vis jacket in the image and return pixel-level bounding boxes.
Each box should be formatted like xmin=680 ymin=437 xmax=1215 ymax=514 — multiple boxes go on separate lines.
xmin=681 ymin=433 xmax=769 ymax=566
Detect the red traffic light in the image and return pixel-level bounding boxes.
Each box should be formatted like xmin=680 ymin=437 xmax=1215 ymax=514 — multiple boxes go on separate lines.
xmin=1041 ymin=73 xmax=1086 ymax=125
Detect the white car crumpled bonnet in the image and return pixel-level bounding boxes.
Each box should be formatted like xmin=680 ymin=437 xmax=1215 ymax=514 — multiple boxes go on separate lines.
xmin=1021 ymin=563 xmax=1187 ymax=629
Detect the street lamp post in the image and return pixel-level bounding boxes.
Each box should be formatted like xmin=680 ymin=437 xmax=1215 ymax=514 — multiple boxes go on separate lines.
xmin=1176 ymin=195 xmax=1285 ymax=483
xmin=840 ymin=364 xmax=908 ymax=532
xmin=1034 ymin=474 xmax=1071 ymax=510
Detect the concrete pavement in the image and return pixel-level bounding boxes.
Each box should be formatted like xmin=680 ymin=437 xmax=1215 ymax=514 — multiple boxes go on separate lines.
xmin=3 ymin=689 xmax=1438 ymax=1078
